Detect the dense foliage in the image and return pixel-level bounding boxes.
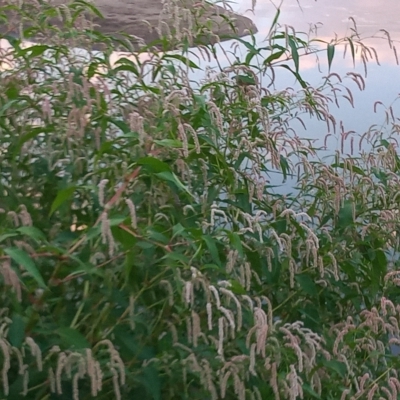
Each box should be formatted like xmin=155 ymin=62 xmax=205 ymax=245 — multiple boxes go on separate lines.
xmin=1 ymin=0 xmax=400 ymax=399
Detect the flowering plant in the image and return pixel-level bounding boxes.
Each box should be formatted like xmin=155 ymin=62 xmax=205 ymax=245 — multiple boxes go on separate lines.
xmin=1 ymin=0 xmax=400 ymax=399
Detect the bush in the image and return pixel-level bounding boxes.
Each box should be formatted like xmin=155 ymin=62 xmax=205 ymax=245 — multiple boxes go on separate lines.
xmin=1 ymin=0 xmax=400 ymax=399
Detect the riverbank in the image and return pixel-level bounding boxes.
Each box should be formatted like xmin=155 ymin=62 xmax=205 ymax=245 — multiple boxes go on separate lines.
xmin=0 ymin=0 xmax=257 ymax=51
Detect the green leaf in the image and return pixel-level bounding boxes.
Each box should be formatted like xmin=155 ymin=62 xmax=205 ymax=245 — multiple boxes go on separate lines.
xmin=306 ymin=198 xmax=317 ymax=218
xmin=153 ymin=139 xmax=183 ymax=148
xmin=8 ymin=314 xmax=26 ymax=348
xmin=136 ymin=241 xmax=155 ymax=250
xmin=229 ymin=280 xmax=246 ymax=295
xmin=337 ymin=200 xmax=353 ymax=229
xmin=50 ymin=186 xmax=76 ymax=216
xmin=4 ymin=247 xmax=47 ymax=289
xmin=73 ymin=0 xmax=104 ymax=18
xmin=0 ymin=35 xmax=21 ymax=50
xmin=171 ymin=223 xmax=186 ymax=239
xmin=201 ymin=263 xmax=220 ymax=271
xmin=233 ymin=37 xmax=258 ymax=54
xmin=162 ymin=252 xmax=189 ymax=265
xmin=327 ymin=43 xmax=335 ymax=71
xmin=17 ymin=227 xmax=46 ymax=242
xmin=137 ymin=157 xmax=171 ymax=173
xmin=141 ymin=365 xmax=162 ymax=400
xmin=156 ymin=171 xmax=194 ymax=197
xmin=295 ymin=274 xmax=318 ymax=297
xmin=15 ymin=127 xmax=52 ymax=157
xmin=0 ymin=233 xmax=19 ymax=243
xmin=288 ymin=36 xmax=299 ymax=73
xmin=263 ymin=49 xmax=285 ymax=66
xmin=279 ymin=64 xmax=308 ymax=89
xmin=112 ymin=57 xmax=139 ymax=76
xmin=114 ymin=325 xmax=155 ymax=359
xmin=224 ymin=189 xmax=252 ymax=214
xmin=347 ymin=37 xmax=356 ymax=67
xmin=162 ymin=54 xmax=200 ymax=70
xmin=56 ymin=327 xmax=90 ymax=349
xmin=87 ymin=61 xmax=100 ymax=79
xmin=107 ymin=117 xmax=132 ymax=135
xmin=203 ymin=235 xmax=221 ymax=266
xmin=236 ymin=74 xmax=256 ymax=86
xmin=0 ymin=100 xmax=19 ymax=117
xmin=228 ymin=232 xmax=244 ymax=257
xmin=147 ymin=229 xmax=169 ymax=244
xmin=267 ymin=7 xmax=281 ymax=36
xmin=109 ymin=217 xmax=127 ymax=227
xmin=20 ymin=44 xmax=49 ymax=58
xmin=322 ymin=360 xmax=347 ymax=378
xmin=5 ymin=85 xmax=19 ymax=100
xmin=280 ymin=154 xmax=290 ymax=182
xmin=303 ymin=384 xmax=322 ymax=399
xmin=331 ymin=162 xmax=366 ymax=176
xmin=374 ymin=249 xmax=387 ymax=272
xmin=371 ymin=249 xmax=387 ymax=295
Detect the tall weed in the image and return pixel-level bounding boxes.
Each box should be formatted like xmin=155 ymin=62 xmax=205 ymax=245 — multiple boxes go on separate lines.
xmin=0 ymin=0 xmax=400 ymax=399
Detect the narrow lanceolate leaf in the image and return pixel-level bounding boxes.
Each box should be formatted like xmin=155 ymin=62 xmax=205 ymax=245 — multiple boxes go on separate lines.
xmin=347 ymin=37 xmax=356 ymax=67
xmin=156 ymin=171 xmax=194 ymax=198
xmin=50 ymin=186 xmax=76 ymax=216
xmin=4 ymin=247 xmax=47 ymax=289
xmin=162 ymin=54 xmax=200 ymax=70
xmin=279 ymin=64 xmax=308 ymax=89
xmin=17 ymin=226 xmax=46 ymax=242
xmin=268 ymin=7 xmax=281 ymax=36
xmin=288 ymin=36 xmax=299 ymax=73
xmin=56 ymin=327 xmax=90 ymax=349
xmin=327 ymin=43 xmax=335 ymax=72
xmin=263 ymin=49 xmax=285 ymax=66
xmin=8 ymin=314 xmax=26 ymax=348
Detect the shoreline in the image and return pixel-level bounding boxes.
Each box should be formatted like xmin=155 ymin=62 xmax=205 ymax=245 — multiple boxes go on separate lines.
xmin=0 ymin=0 xmax=257 ymax=51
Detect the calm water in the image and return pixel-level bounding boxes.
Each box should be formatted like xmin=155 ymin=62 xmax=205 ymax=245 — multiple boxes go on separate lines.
xmin=186 ymin=0 xmax=400 ymax=191
xmin=207 ymin=0 xmax=400 ymax=146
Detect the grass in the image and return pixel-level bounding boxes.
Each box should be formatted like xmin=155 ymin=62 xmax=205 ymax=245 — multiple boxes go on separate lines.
xmin=1 ymin=0 xmax=400 ymax=399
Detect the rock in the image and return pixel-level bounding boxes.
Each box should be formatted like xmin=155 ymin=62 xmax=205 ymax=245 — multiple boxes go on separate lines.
xmin=0 ymin=0 xmax=257 ymax=51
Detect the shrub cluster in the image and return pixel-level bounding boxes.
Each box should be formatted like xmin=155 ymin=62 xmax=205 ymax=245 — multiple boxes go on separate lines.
xmin=1 ymin=0 xmax=400 ymax=399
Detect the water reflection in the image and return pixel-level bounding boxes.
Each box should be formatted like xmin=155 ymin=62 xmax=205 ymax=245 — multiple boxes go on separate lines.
xmin=253 ymin=0 xmax=400 ymax=40
xmin=237 ymin=0 xmax=400 ymax=167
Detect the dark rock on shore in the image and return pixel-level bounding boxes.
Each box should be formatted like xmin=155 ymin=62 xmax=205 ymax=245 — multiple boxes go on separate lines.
xmin=0 ymin=0 xmax=257 ymax=51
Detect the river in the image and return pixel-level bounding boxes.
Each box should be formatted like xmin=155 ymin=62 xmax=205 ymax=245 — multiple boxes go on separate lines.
xmin=208 ymin=0 xmax=400 ymax=146
xmin=112 ymin=0 xmax=400 ymax=158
